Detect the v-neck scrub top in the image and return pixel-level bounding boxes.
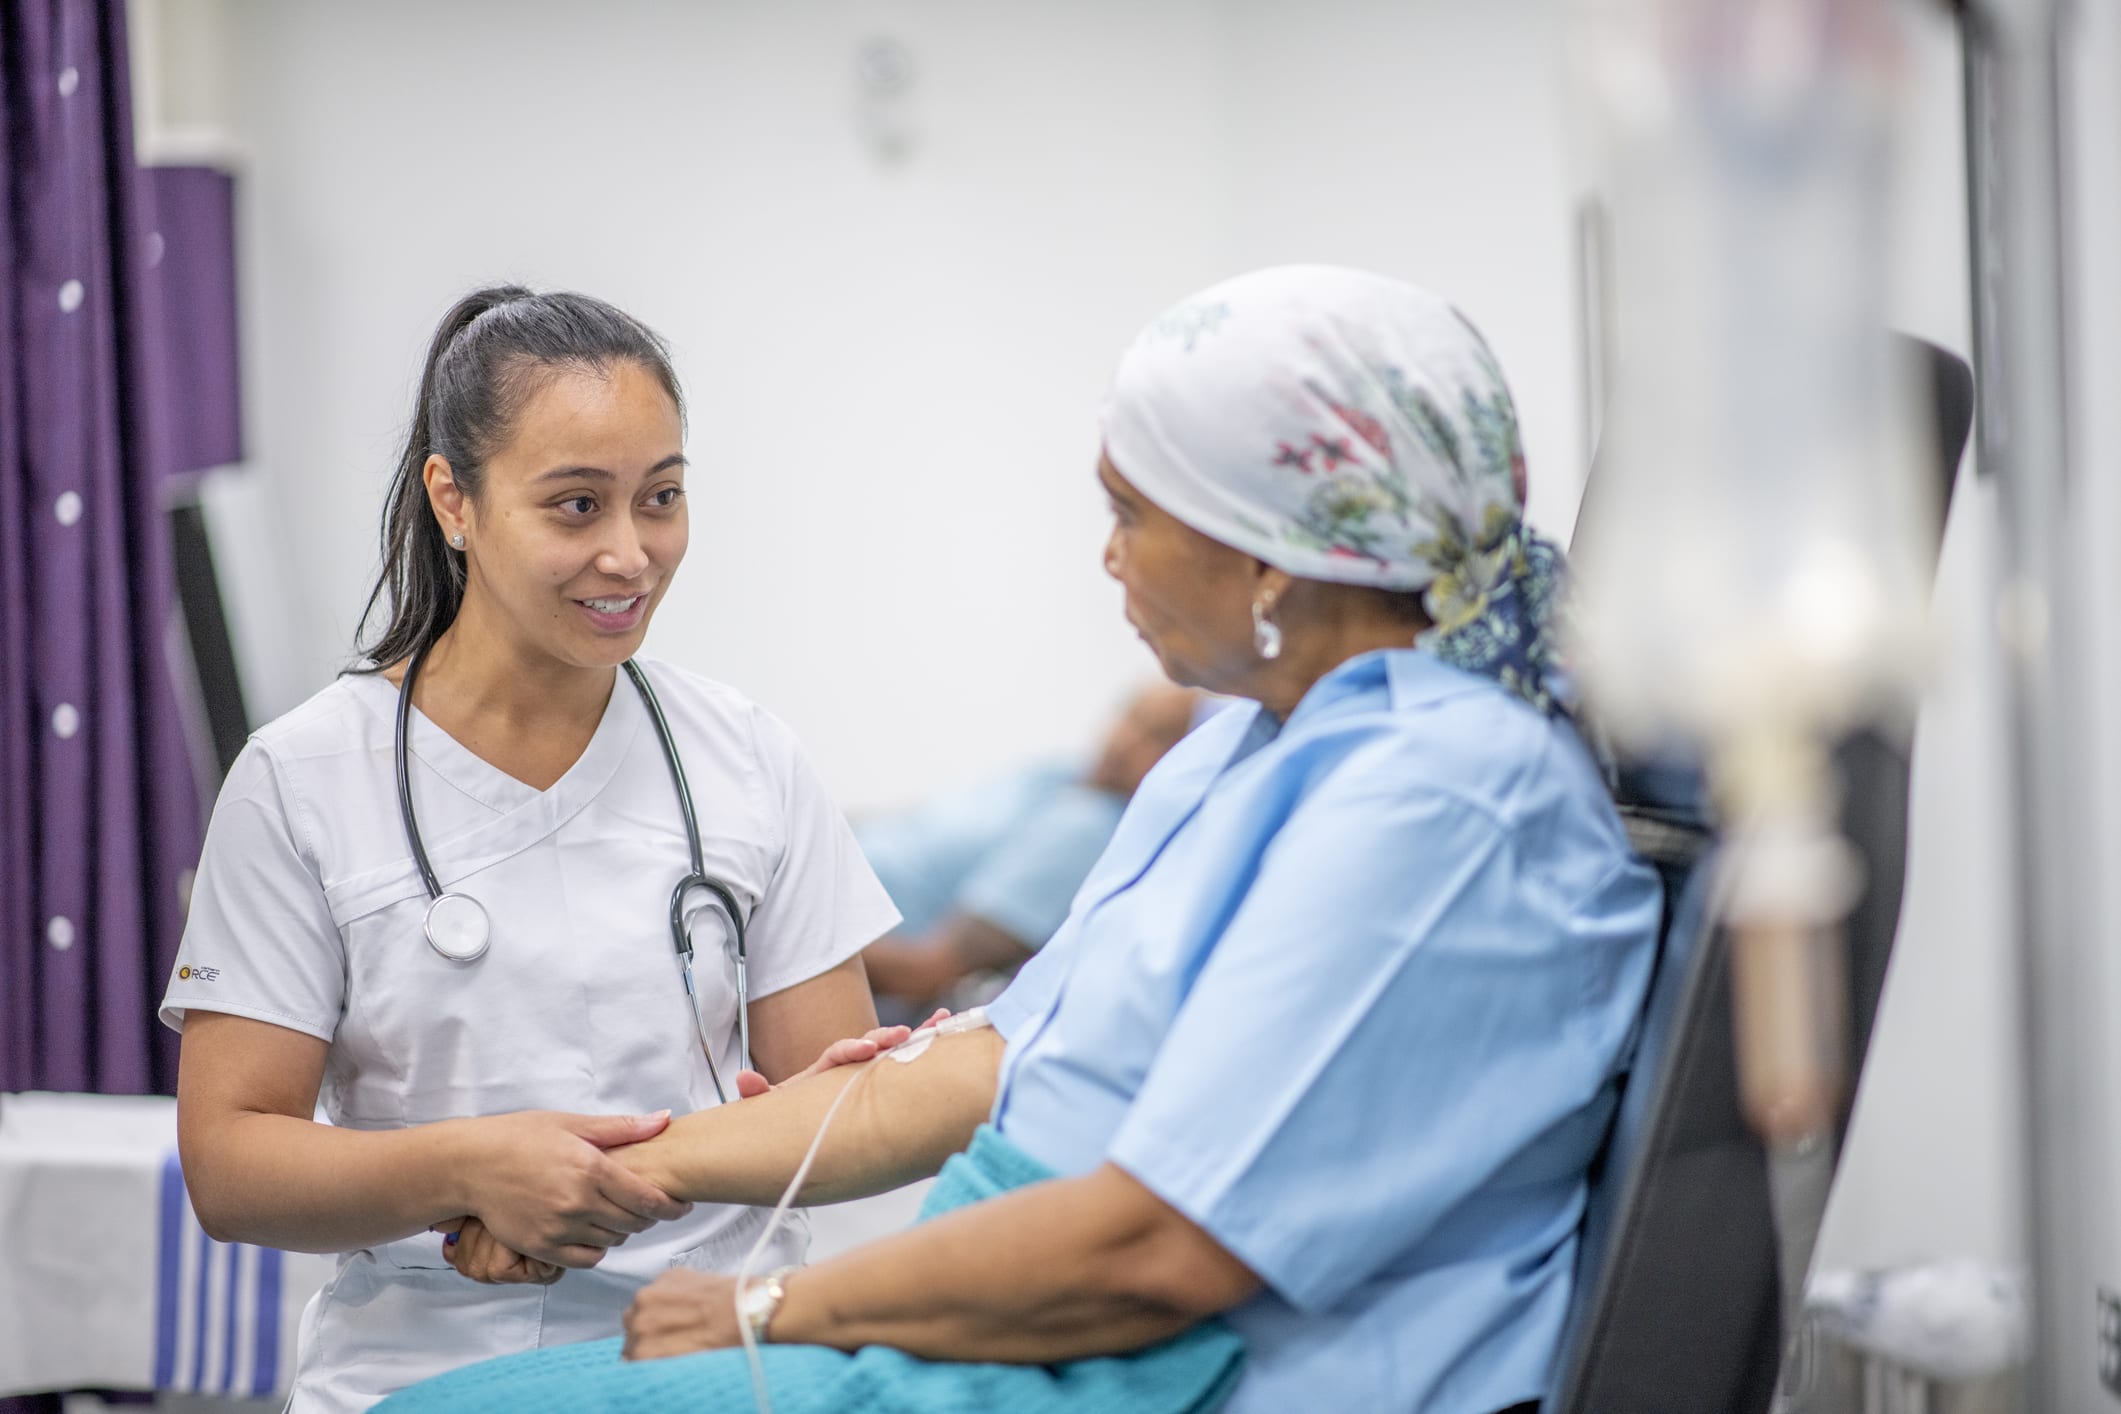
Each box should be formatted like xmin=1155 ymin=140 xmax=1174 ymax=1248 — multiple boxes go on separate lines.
xmin=159 ymin=658 xmax=899 ymax=1412
xmin=987 ymin=650 xmax=1662 ymax=1414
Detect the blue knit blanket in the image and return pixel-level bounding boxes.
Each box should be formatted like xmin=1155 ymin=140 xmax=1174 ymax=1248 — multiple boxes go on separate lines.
xmin=377 ymin=1124 xmax=1245 ymax=1413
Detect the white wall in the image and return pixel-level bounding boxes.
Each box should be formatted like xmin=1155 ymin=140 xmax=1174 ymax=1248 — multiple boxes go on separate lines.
xmin=136 ymin=0 xmax=2030 ymax=1287
xmin=176 ymin=0 xmax=1590 ymax=813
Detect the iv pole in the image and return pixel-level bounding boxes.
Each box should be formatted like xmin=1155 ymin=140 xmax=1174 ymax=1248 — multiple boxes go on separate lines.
xmin=1960 ymin=0 xmax=2092 ymax=1407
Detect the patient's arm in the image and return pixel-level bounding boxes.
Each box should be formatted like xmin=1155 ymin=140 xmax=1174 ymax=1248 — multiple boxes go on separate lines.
xmin=611 ymin=1026 xmax=1005 ymax=1207
xmin=623 ymin=1161 xmax=1261 ymax=1364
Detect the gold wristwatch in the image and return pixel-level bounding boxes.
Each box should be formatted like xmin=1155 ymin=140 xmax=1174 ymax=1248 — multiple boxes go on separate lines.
xmin=737 ymin=1266 xmax=797 ymax=1343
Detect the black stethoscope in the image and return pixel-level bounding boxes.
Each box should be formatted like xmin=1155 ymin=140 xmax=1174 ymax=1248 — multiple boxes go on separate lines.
xmin=393 ymin=646 xmax=753 ymax=1102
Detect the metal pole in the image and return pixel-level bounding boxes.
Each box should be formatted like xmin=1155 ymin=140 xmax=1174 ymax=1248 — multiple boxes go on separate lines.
xmin=1961 ymin=0 xmax=2089 ymax=1406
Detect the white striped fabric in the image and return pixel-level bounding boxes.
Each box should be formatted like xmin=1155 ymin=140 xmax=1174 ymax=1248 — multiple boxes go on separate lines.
xmin=0 ymin=1092 xmax=329 ymax=1401
xmin=155 ymin=1150 xmax=288 ymax=1398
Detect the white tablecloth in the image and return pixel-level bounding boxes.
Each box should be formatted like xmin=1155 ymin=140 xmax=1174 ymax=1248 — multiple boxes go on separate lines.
xmin=0 ymin=1091 xmax=333 ymax=1400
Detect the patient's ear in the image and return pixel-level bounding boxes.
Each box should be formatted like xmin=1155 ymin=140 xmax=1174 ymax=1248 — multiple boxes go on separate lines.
xmin=1251 ymin=560 xmax=1292 ymax=598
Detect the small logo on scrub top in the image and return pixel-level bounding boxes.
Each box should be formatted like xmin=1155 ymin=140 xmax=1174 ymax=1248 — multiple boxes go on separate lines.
xmin=178 ymin=964 xmax=219 ymax=983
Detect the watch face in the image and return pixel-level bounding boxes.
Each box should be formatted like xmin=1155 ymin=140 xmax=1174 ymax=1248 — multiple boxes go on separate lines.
xmin=739 ymin=1277 xmax=781 ymax=1336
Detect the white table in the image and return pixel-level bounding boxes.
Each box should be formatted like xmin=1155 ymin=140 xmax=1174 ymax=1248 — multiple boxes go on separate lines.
xmin=0 ymin=1092 xmax=333 ymax=1400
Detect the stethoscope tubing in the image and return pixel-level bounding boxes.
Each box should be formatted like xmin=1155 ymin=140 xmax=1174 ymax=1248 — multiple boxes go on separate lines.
xmin=393 ymin=646 xmax=751 ymax=1100
xmin=394 ymin=646 xmax=452 ymax=905
xmin=628 ymin=657 xmax=755 ymax=1094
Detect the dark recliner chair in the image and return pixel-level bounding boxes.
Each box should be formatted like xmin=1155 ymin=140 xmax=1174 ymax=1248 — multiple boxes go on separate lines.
xmin=1545 ymin=340 xmax=1975 ymax=1414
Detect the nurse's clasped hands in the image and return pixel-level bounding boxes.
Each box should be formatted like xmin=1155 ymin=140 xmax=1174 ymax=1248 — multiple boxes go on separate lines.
xmin=438 ymin=1108 xmax=694 ymax=1271
xmin=433 ymin=1018 xmax=947 ymax=1287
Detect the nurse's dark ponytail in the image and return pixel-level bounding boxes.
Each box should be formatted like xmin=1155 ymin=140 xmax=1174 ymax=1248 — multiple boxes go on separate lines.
xmin=352 ymin=286 xmax=685 ymax=672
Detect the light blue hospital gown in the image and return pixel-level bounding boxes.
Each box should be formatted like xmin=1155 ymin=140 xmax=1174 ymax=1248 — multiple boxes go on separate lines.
xmin=988 ymin=648 xmax=1661 ymax=1414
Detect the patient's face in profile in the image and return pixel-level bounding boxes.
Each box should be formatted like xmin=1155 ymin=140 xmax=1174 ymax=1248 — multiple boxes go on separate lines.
xmin=1098 ymin=453 xmax=1260 ymax=698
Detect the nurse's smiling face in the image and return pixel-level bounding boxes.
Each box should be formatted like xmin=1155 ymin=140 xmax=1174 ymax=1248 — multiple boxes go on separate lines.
xmin=1099 ymin=453 xmax=1265 ymax=695
xmin=453 ymin=361 xmax=688 ymax=670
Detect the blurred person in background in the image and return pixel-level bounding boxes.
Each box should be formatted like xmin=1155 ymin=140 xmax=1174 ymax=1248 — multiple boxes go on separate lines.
xmin=857 ymin=684 xmax=1199 ymax=1018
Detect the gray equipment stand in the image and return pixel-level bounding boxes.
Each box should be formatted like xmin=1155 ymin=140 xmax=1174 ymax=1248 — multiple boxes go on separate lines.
xmin=1961 ymin=0 xmax=2102 ymax=1408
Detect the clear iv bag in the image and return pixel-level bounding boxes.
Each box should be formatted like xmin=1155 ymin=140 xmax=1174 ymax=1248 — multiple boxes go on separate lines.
xmin=1568 ymin=0 xmax=1935 ymax=754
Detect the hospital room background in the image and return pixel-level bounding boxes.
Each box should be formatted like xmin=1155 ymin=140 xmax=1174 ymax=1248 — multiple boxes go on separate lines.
xmin=6 ymin=0 xmax=2120 ymax=1409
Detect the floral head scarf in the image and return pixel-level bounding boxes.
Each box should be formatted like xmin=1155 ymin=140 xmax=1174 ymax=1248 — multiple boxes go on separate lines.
xmin=1100 ymin=265 xmax=1570 ymax=716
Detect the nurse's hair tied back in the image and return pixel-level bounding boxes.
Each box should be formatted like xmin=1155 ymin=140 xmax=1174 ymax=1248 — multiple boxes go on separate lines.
xmin=353 ymin=286 xmax=685 ymax=672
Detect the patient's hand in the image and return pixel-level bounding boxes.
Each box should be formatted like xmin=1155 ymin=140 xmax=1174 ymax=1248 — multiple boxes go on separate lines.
xmin=729 ymin=1012 xmax=950 ymax=1099
xmin=432 ymin=1216 xmax=563 ymax=1286
xmin=624 ymin=1269 xmax=742 ymax=1358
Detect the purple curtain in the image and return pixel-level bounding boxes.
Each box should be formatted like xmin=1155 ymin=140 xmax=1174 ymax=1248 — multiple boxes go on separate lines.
xmin=143 ymin=165 xmax=242 ymax=477
xmin=1 ymin=0 xmax=204 ymax=1102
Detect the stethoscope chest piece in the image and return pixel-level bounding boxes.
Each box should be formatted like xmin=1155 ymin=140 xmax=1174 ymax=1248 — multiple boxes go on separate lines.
xmin=423 ymin=891 xmax=491 ymax=962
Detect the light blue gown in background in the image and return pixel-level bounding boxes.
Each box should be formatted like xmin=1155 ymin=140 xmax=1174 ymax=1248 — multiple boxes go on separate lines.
xmin=855 ymin=763 xmax=1126 ymax=949
xmin=989 ymin=647 xmax=1662 ymax=1414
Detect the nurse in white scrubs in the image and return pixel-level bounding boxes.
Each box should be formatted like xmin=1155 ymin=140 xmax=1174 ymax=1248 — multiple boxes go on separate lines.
xmin=159 ymin=286 xmax=904 ymax=1411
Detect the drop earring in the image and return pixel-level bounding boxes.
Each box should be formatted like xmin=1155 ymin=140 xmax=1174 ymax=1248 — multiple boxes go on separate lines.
xmin=1251 ymin=597 xmax=1283 ymax=661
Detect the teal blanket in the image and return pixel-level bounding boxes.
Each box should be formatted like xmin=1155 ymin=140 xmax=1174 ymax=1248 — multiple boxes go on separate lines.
xmin=378 ymin=1125 xmax=1245 ymax=1413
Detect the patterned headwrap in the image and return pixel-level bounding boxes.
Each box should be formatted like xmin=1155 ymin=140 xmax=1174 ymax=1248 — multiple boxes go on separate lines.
xmin=1101 ymin=265 xmax=1571 ymax=716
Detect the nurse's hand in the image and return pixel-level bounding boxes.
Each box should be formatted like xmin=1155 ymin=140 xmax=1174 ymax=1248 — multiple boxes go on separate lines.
xmin=730 ymin=1012 xmax=952 ymax=1099
xmin=434 ymin=1216 xmax=563 ymax=1285
xmin=468 ymin=1109 xmax=695 ymax=1268
xmin=622 ymin=1269 xmax=742 ymax=1359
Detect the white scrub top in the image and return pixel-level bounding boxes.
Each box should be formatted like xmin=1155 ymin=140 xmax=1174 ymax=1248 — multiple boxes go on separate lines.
xmin=159 ymin=658 xmax=899 ymax=1413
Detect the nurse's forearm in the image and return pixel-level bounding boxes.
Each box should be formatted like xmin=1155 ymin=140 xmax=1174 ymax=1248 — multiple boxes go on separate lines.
xmin=179 ymin=1013 xmax=684 ymax=1263
xmin=186 ymin=1106 xmax=687 ymax=1263
xmin=615 ymin=1027 xmax=1003 ymax=1206
xmin=177 ymin=1012 xmax=494 ymax=1253
xmin=180 ymin=1109 xmax=492 ymax=1253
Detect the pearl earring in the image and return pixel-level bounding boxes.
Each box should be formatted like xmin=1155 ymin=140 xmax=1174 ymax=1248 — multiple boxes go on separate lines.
xmin=450 ymin=533 xmax=465 ymax=550
xmin=1251 ymin=597 xmax=1283 ymax=661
